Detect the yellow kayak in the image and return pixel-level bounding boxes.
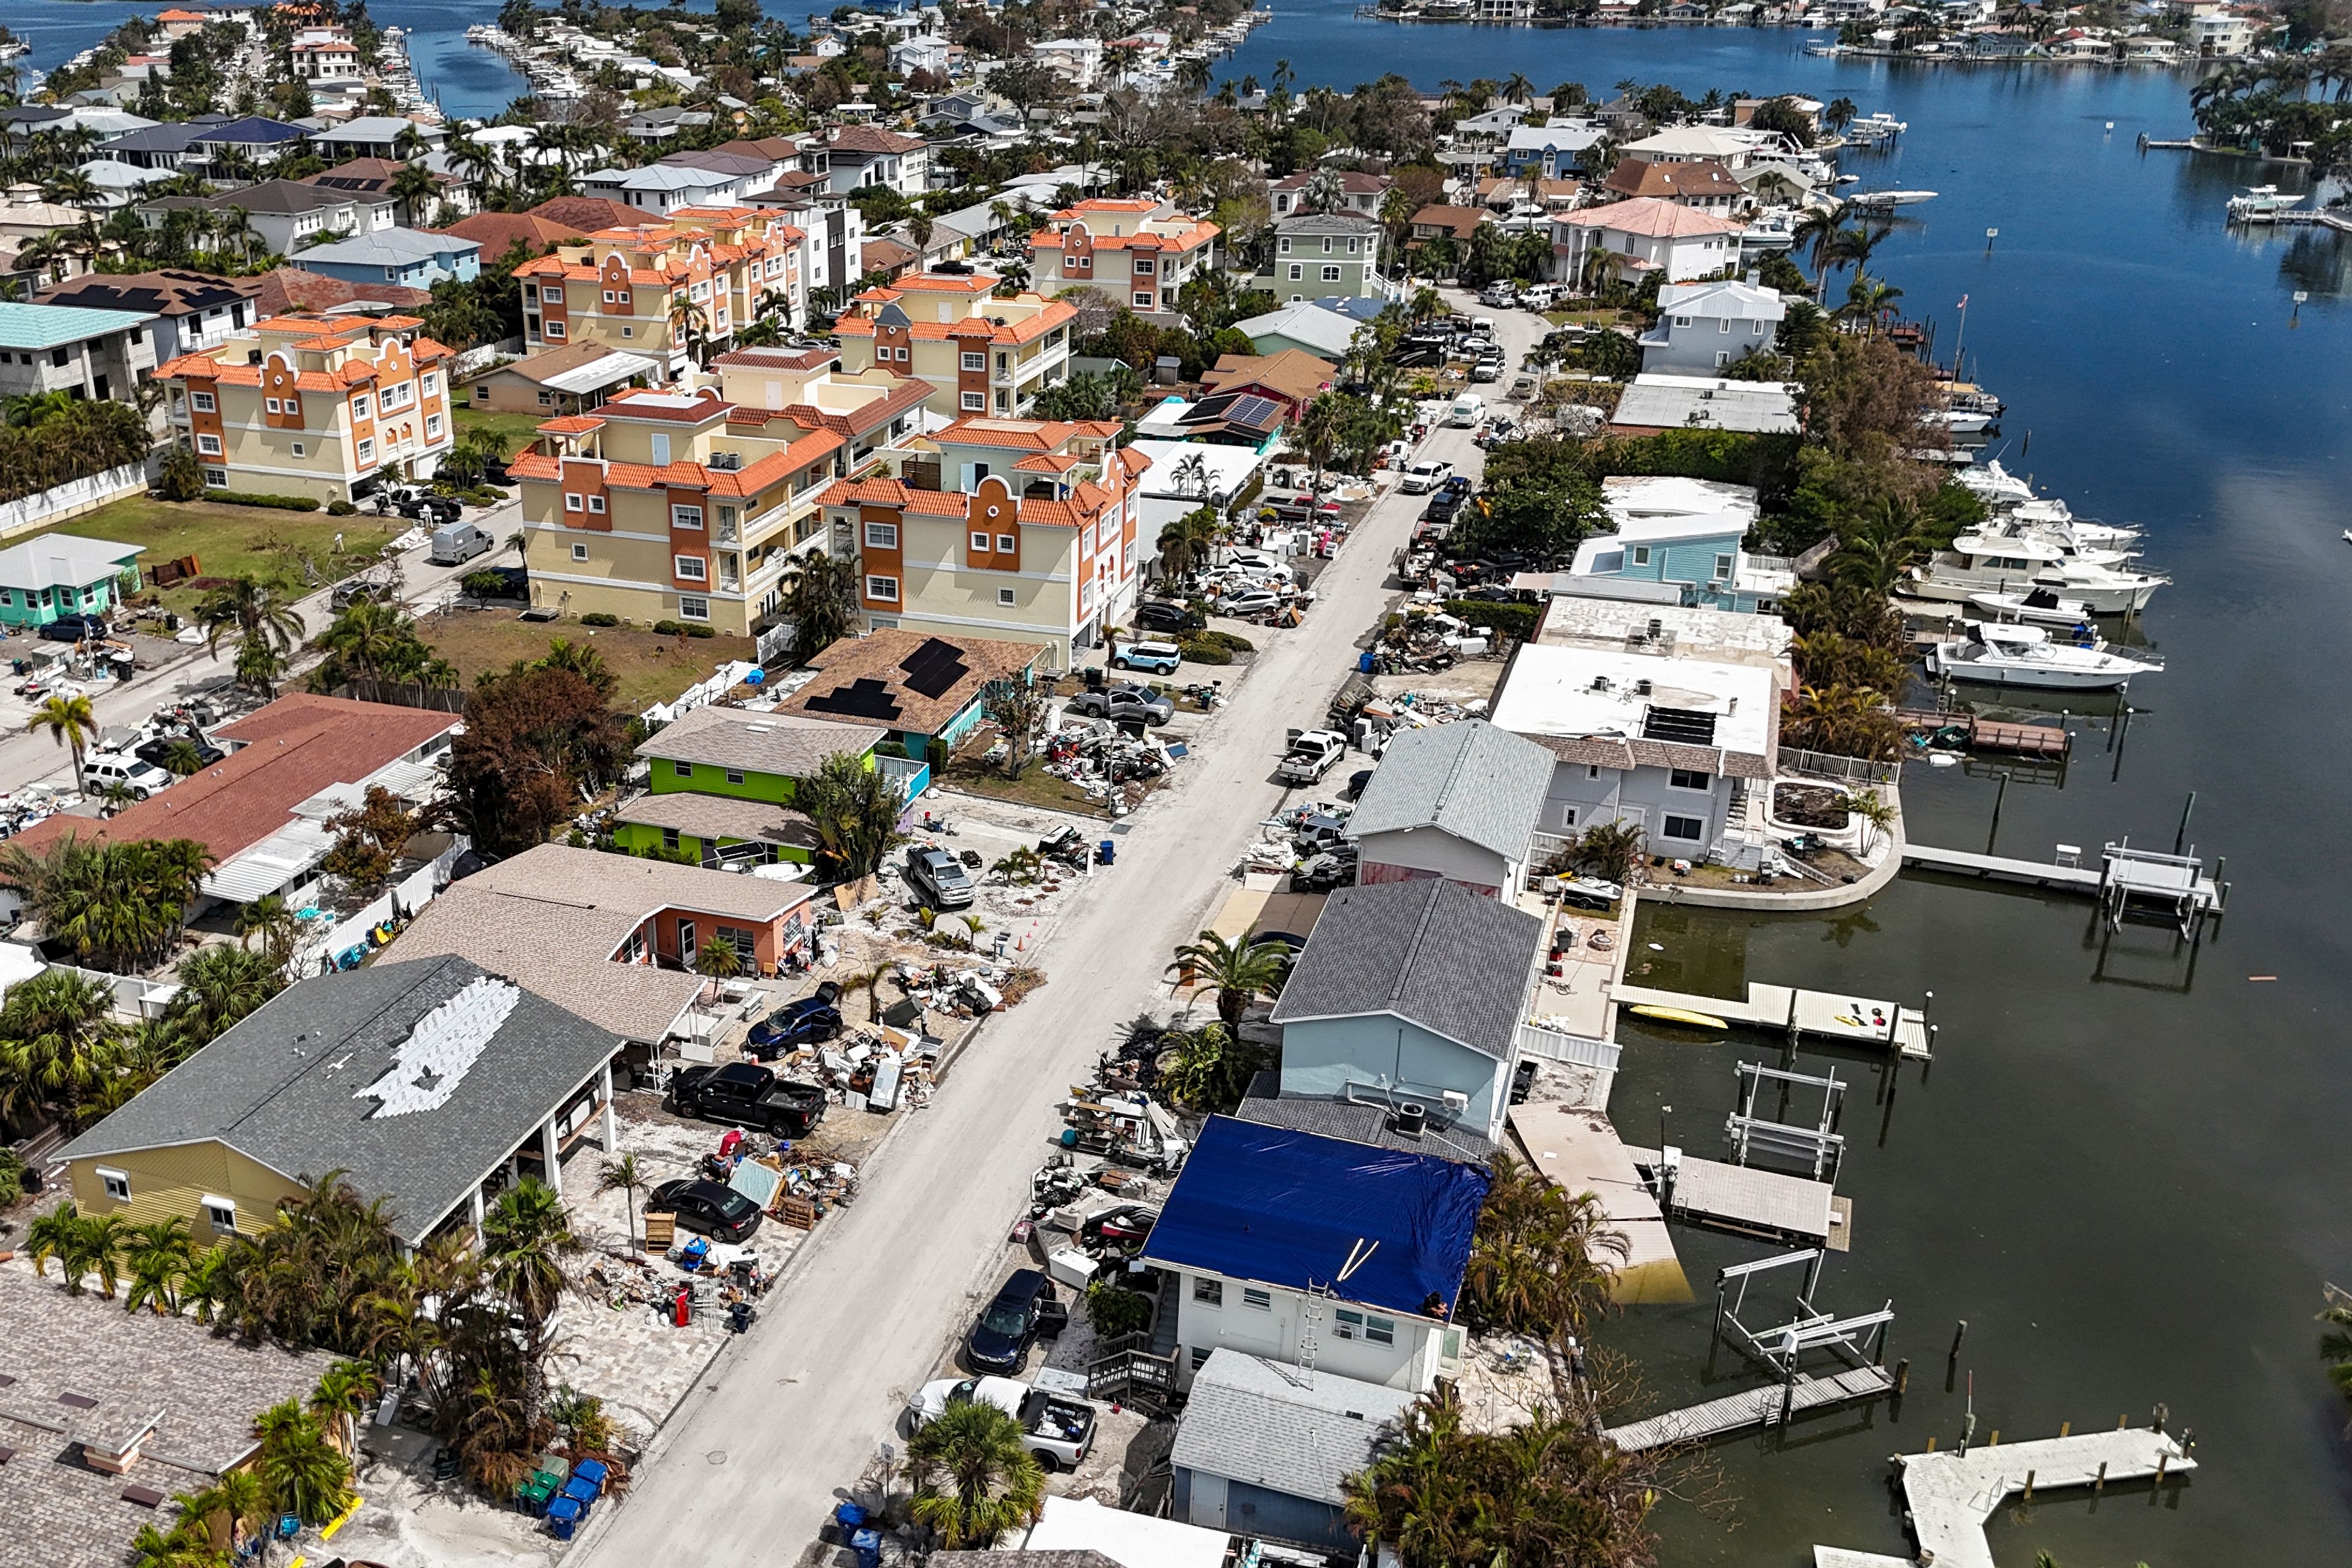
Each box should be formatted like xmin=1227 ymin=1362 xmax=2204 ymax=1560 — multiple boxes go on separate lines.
xmin=1629 ymin=1004 xmax=1730 ymax=1030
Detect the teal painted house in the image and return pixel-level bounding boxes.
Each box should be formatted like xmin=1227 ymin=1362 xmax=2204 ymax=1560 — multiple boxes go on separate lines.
xmin=1566 ymin=475 xmax=1790 ymax=614
xmin=0 ymin=535 xmax=145 ymax=628
xmin=617 ymin=706 xmax=911 ymax=867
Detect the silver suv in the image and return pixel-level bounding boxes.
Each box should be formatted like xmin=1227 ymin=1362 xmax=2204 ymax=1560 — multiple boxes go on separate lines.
xmin=905 ymin=846 xmax=975 ymax=910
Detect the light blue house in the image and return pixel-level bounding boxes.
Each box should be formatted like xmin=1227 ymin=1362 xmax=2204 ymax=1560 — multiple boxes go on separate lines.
xmin=1566 ymin=473 xmax=1789 ymax=614
xmin=1268 ymin=878 xmax=1544 ymax=1144
xmin=292 ymin=228 xmax=481 ymax=290
xmin=1502 ymin=123 xmax=1604 ymax=179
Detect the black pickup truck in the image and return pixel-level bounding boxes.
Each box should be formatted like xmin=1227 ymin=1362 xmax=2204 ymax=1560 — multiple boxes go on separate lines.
xmin=668 ymin=1062 xmax=828 ymax=1137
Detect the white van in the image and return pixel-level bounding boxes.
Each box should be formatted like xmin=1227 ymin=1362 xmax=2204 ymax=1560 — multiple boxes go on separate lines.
xmin=1448 ymin=393 xmax=1485 ymax=428
xmin=429 ymin=522 xmax=494 ymax=565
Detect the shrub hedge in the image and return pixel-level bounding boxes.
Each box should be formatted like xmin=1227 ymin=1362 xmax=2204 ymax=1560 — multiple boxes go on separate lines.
xmin=205 ymin=489 xmax=322 ymax=512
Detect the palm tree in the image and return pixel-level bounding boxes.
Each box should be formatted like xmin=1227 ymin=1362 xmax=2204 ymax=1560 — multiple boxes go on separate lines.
xmin=24 ymin=693 xmax=98 ymax=789
xmin=1166 ymin=930 xmax=1289 ymax=1025
xmin=168 ymin=943 xmax=287 ymax=1048
xmin=1839 ymin=276 xmax=1904 ymax=334
xmin=780 ymin=551 xmax=860 ymax=663
xmin=480 ymin=1176 xmax=578 ymax=1335
xmin=195 ymin=575 xmax=305 ymax=693
xmin=837 ymin=963 xmax=897 ymax=1025
xmin=1827 ymin=222 xmax=1891 ymax=285
xmin=1295 ymin=393 xmax=1348 ymax=488
xmin=798 ymin=750 xmax=906 ymax=878
xmin=1155 ymin=505 xmax=1223 ymax=582
xmin=693 ymin=933 xmax=742 ymax=976
xmin=313 ymin=599 xmax=424 ymax=688
xmin=1791 ymin=200 xmax=1847 ymax=295
xmin=66 ymin=1210 xmax=130 ymax=1298
xmin=121 ymin=1216 xmax=195 ymax=1316
xmin=307 ymin=1360 xmax=380 ymax=1457
xmin=236 ymin=892 xmax=298 ymax=964
xmin=0 ymin=968 xmax=123 ymax=1126
xmin=906 ymin=1399 xmax=1047 ymax=1550
xmin=24 ymin=1204 xmax=80 ymax=1286
xmin=157 ymin=737 xmax=208 ymax=776
xmin=600 ymin=1153 xmax=648 ymax=1254
xmin=252 ymin=1400 xmax=355 ymax=1526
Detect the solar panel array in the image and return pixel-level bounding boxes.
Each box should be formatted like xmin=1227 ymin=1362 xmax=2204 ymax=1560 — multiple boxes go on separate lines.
xmin=1641 ymin=705 xmax=1719 ymax=745
xmin=355 ymin=975 xmax=522 ymax=1118
xmin=899 ymin=637 xmax=970 ymax=700
xmin=804 ymin=677 xmax=903 ymax=722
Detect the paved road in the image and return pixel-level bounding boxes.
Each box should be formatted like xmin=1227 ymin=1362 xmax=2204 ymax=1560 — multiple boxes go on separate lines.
xmin=0 ymin=502 xmax=509 ymax=796
xmin=570 ymin=298 xmax=1544 ymax=1566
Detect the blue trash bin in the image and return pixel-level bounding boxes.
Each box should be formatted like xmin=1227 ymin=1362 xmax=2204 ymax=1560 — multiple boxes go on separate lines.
xmin=545 ymin=1496 xmax=584 ymax=1540
xmin=561 ymin=1475 xmax=600 ymax=1508
xmin=1358 ymin=650 xmax=1378 ymax=674
xmin=834 ymin=1502 xmax=867 ymax=1533
xmin=569 ymin=1458 xmax=610 ymax=1497
xmin=1097 ymin=840 xmax=1115 ymax=866
xmin=850 ymin=1526 xmax=883 ymax=1568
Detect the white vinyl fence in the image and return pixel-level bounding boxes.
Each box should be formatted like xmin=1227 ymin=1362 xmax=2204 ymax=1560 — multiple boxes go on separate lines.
xmin=0 ymin=464 xmax=150 ymax=543
xmin=293 ymin=839 xmax=470 ymax=978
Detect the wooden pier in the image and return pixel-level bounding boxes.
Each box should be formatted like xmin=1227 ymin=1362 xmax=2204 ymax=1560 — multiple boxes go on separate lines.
xmin=1893 ymin=707 xmax=2072 ymax=757
xmin=1887 ymin=1426 xmax=2196 ymax=1568
xmin=1605 ymin=1364 xmax=1894 ymax=1451
xmin=1613 ymin=981 xmax=1933 ymax=1060
xmin=1627 ymin=1145 xmax=1844 ymax=1245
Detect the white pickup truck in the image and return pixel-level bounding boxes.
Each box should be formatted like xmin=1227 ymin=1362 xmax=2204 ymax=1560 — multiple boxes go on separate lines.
xmin=905 ymin=1376 xmax=1100 ymax=1471
xmin=1275 ymin=729 xmax=1348 ymax=786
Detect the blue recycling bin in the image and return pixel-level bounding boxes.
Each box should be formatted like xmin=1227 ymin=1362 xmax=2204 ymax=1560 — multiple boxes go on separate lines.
xmin=1358 ymin=650 xmax=1378 ymax=674
xmin=850 ymin=1526 xmax=883 ymax=1568
xmin=568 ymin=1458 xmax=610 ymax=1497
xmin=1097 ymin=839 xmax=1115 ymax=865
xmin=561 ymin=1475 xmax=600 ymax=1508
xmin=545 ymin=1496 xmax=584 ymax=1540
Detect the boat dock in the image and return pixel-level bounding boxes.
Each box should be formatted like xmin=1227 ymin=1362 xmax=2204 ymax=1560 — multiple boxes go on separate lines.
xmin=1887 ymin=1426 xmax=2196 ymax=1568
xmin=1903 ymin=839 xmax=2228 ymax=932
xmin=1626 ymin=1144 xmax=1846 ymax=1246
xmin=1605 ymin=1365 xmax=1894 ymax=1451
xmin=1894 ymin=708 xmax=2073 ymax=757
xmin=1902 ymin=842 xmax=2103 ymax=889
xmin=1614 ymin=981 xmax=1934 ymax=1060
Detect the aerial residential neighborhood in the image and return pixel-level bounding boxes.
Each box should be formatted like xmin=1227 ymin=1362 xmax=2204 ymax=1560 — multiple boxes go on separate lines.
xmin=0 ymin=0 xmax=2333 ymax=1566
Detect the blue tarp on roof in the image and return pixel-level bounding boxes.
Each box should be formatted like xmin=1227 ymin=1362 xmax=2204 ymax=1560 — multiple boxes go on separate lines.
xmin=1140 ymin=1115 xmax=1491 ymax=1319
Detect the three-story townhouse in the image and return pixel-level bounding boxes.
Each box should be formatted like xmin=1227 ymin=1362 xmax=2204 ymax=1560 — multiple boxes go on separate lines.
xmin=1027 ymin=198 xmax=1220 ymax=318
xmin=832 ymin=273 xmax=1076 ymax=417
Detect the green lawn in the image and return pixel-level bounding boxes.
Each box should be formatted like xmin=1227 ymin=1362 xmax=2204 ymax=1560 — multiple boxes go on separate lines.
xmin=453 ymin=405 xmax=551 ymax=458
xmin=24 ymin=495 xmax=404 ymax=614
xmin=415 ymin=608 xmax=756 ymax=713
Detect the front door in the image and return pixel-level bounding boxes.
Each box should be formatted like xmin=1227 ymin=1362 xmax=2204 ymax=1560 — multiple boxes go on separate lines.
xmin=675 ymin=917 xmax=697 ymax=968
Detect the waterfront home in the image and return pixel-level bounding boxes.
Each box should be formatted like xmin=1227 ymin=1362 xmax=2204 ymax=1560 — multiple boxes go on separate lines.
xmin=1348 ymin=719 xmax=1556 ymax=900
xmin=1490 ymin=612 xmax=1785 ymax=855
xmin=0 ymin=302 xmax=157 ymax=416
xmin=1270 ymin=168 xmax=1389 ymax=217
xmin=0 ymin=534 xmax=143 ymax=630
xmin=1254 ymin=213 xmax=1393 ymax=303
xmin=1170 ymin=1351 xmax=1418 ymax=1554
xmin=1610 ymin=372 xmax=1801 ymax=435
xmin=303 ymin=157 xmax=474 ymax=222
xmin=1139 ymin=1115 xmax=1490 ymax=1389
xmin=2193 ymin=14 xmax=2258 ymax=55
xmin=1269 ymin=877 xmax=1547 ymax=1144
xmin=290 ymin=228 xmax=481 ymax=290
xmin=582 ymin=160 xmax=762 ymax=216
xmin=1638 ymin=279 xmax=1787 ymax=374
xmin=1551 ymin=198 xmax=1746 ymax=285
xmin=1563 ymin=474 xmax=1777 ymax=607
xmin=1599 ymin=156 xmax=1746 ymax=216
xmin=1622 ymin=124 xmax=1766 ymax=170
xmin=304 ymin=114 xmax=447 ymax=162
xmin=61 ymin=956 xmax=624 ymax=1243
xmin=139 ymin=179 xmax=396 ymax=262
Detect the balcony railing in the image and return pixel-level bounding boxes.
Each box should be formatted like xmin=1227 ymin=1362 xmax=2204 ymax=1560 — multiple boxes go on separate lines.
xmin=879 ymin=754 xmax=930 ymax=804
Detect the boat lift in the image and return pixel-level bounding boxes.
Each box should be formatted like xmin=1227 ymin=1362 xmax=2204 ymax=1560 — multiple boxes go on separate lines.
xmin=2101 ymin=839 xmax=2226 ymax=938
xmin=1725 ymin=1062 xmax=1846 ymax=1181
xmin=1715 ymin=1248 xmax=1894 ymax=1384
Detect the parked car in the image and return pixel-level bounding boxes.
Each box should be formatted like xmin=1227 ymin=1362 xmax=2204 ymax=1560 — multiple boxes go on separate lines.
xmin=746 ymin=986 xmax=844 ymax=1058
xmin=1274 ymin=729 xmax=1348 ymax=786
xmin=965 ymin=1268 xmax=1068 ymax=1374
xmin=1132 ymin=600 xmax=1205 ymax=635
xmin=428 ymin=521 xmax=494 ymax=565
xmin=647 ymin=1178 xmax=763 ymax=1243
xmin=1399 ymin=460 xmax=1453 ymax=495
xmin=1069 ymin=684 xmax=1173 ymax=726
xmin=1292 ymin=851 xmax=1355 ymax=894
xmin=1345 ymin=767 xmax=1374 ymax=799
xmin=1110 ymin=639 xmax=1183 ymax=676
xmin=668 ymin=1061 xmax=829 ymax=1138
xmin=39 ymin=614 xmax=107 ymax=643
xmin=83 ymin=753 xmax=174 ymax=801
xmin=134 ymin=735 xmax=224 ymax=772
xmin=905 ymin=1378 xmax=1099 ymax=1471
xmin=1225 ymin=548 xmax=1286 ymax=573
xmin=1470 ymin=356 xmax=1502 ymax=384
xmin=905 ymin=845 xmax=976 ymax=909
xmin=1213 ymin=587 xmax=1283 ymax=617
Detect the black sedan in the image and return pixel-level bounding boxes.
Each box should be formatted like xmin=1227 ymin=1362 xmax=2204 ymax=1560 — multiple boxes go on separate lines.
xmin=1132 ymin=600 xmax=1206 ymax=635
xmin=648 ymin=1178 xmax=763 ymax=1243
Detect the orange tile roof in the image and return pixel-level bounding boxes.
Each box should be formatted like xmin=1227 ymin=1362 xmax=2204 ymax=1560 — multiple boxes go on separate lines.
xmin=535 ymin=414 xmax=605 ymax=435
xmin=935 ymin=415 xmax=1118 ymax=451
xmin=518 ymin=428 xmax=844 ymax=499
xmin=894 ymin=272 xmax=1000 ymax=295
xmin=814 ymin=477 xmax=972 ymax=519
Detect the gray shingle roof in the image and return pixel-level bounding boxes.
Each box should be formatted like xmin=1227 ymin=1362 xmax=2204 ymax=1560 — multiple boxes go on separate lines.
xmin=1268 ymin=880 xmax=1542 ymax=1060
xmin=1234 ymin=1074 xmax=1495 ymax=1162
xmin=61 ymin=957 xmax=621 ymax=1246
xmin=635 ymin=706 xmax=884 ymax=777
xmin=1348 ymin=719 xmax=1553 ymax=862
xmin=1170 ymin=1351 xmax=1415 ymax=1506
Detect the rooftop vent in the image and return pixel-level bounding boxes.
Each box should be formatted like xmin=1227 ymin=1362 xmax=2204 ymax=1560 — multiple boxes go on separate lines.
xmin=1634 ymin=678 xmax=1653 ymax=696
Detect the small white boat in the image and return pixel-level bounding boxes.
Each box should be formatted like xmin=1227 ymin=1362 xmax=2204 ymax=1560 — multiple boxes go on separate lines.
xmin=1848 ymin=189 xmax=1937 ymax=208
xmin=1967 ymin=587 xmax=2097 ymax=627
xmin=1926 ymin=408 xmax=1996 ymax=435
xmin=1925 ymin=622 xmax=2162 ymax=691
xmin=2226 ymin=185 xmax=2305 ymax=222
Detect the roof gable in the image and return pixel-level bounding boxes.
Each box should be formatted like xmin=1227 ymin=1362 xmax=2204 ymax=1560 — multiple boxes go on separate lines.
xmin=1269 ymin=878 xmax=1544 ymax=1059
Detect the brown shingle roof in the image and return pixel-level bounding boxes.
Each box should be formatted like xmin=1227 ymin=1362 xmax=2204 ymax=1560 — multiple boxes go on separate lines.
xmin=10 ymin=695 xmax=456 ymax=864
xmin=528 ymin=195 xmax=643 ymax=233
xmin=1410 ymin=204 xmax=1485 ymax=239
xmin=1600 ymin=156 xmax=1743 ymax=203
xmin=1202 ymin=349 xmax=1335 ymax=407
xmin=780 ymin=628 xmax=1042 ymax=738
xmin=612 ymin=792 xmax=821 ymax=851
xmin=246 ymin=266 xmax=431 ymax=317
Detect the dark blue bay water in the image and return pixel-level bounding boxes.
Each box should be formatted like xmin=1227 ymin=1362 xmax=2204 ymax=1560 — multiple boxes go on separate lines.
xmin=1240 ymin=10 xmax=2352 ymax=1567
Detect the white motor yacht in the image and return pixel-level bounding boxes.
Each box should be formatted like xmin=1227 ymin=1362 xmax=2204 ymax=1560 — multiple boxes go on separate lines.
xmin=1926 ymin=622 xmax=2162 ymax=690
xmin=1910 ymin=534 xmax=2167 ymax=614
xmin=1925 ymin=408 xmax=1997 ymax=436
xmin=1966 ymin=587 xmax=2097 ymax=627
xmin=2226 ymin=185 xmax=2306 ymax=222
xmin=1958 ymin=459 xmax=2037 ymax=506
xmin=1848 ymin=189 xmax=1938 ymax=208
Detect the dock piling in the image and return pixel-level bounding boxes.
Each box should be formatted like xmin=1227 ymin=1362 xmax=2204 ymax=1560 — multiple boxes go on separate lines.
xmin=1948 ymin=1319 xmax=1968 ymax=1362
xmin=1896 ymin=1358 xmax=1910 ymax=1394
xmin=2022 ymin=1468 xmax=2035 ymax=1502
xmin=2174 ymin=793 xmax=2195 ymax=857
xmin=2095 ymin=1460 xmax=2108 ymax=1491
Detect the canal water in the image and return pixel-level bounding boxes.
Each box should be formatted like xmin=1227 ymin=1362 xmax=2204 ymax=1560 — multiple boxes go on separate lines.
xmin=1235 ymin=9 xmax=2352 ymax=1567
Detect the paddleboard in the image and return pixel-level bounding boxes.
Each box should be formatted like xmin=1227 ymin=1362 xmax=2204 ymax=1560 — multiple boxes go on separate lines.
xmin=1629 ymin=1004 xmax=1730 ymax=1030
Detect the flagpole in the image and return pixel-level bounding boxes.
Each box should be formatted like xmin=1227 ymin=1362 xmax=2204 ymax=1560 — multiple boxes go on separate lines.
xmin=1951 ymin=295 xmax=1969 ymax=382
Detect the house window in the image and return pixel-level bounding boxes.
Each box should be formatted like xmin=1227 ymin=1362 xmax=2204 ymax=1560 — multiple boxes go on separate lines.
xmin=50 ymin=347 xmax=69 ymax=368
xmin=202 ymin=1196 xmax=236 ymax=1234
xmin=1242 ymin=1287 xmax=1272 ymax=1311
xmin=352 ymin=394 xmax=371 ymax=418
xmin=1669 ymin=767 xmax=1711 ymax=792
xmin=290 ymin=442 xmax=305 ymax=457
xmin=996 ymin=534 xmax=1016 ymax=552
xmin=588 ymin=496 xmax=605 ymax=514
xmin=545 ymin=321 xmax=565 ymax=339
xmin=603 ymin=290 xmax=616 ymax=303
xmin=265 ymin=397 xmax=281 ymax=414
xmin=997 ymin=587 xmax=1016 ymax=606
xmin=622 ymin=326 xmax=633 ymax=338
xmin=426 ymin=414 xmax=442 ymax=439
xmin=421 ymin=372 xmax=437 ymax=394
xmin=571 ymin=543 xmax=590 ymax=561
xmin=1366 ymin=1315 xmax=1396 ymax=1345
xmin=866 ymin=574 xmax=899 ymax=602
xmin=961 ymin=391 xmax=985 ymax=411
xmin=190 ymin=390 xmax=215 ymax=412
xmin=99 ymin=1167 xmax=130 ymax=1202
xmin=543 ymin=286 xmax=564 ymax=306
xmin=1674 ymin=315 xmax=1692 ymax=327
xmin=195 ymin=434 xmax=221 ymax=454
xmin=970 ymin=531 xmax=990 ymax=551
xmin=1134 ymin=292 xmax=1153 ymax=308
xmin=1714 ymin=553 xmax=1733 ymax=580
xmin=203 ymin=467 xmax=227 ymax=486
xmin=662 ymin=827 xmax=682 ymax=850
xmin=725 ymin=767 xmax=745 ymax=785
xmin=564 ymin=492 xmax=584 ymax=512
xmin=1662 ymin=814 xmax=1706 ymax=842
xmin=673 ymin=505 xmax=704 ymax=530
xmin=673 ymin=760 xmax=694 ymax=778
xmin=1278 ymin=237 xmax=1291 ymax=254
xmin=960 ymin=351 xmax=985 ymax=372
xmin=864 ymin=521 xmax=898 ymax=549
xmin=679 ymin=595 xmax=710 ymax=620
xmin=1190 ymin=1346 xmax=1213 ymax=1370
xmin=675 ymin=555 xmax=707 ymax=581
xmin=1193 ymin=1278 xmax=1223 ymax=1305
xmin=1287 ymin=263 xmax=1303 ymax=281
xmin=1629 ymin=545 xmax=1651 ymax=567
xmin=1321 ymin=265 xmax=1341 ymax=282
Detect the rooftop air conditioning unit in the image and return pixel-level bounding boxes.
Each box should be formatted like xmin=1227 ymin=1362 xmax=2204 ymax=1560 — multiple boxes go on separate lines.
xmin=1590 ymin=676 xmax=1612 ymax=693
xmin=1390 ymin=1102 xmax=1427 ymax=1139
xmin=1646 ymin=618 xmax=1664 ymax=639
xmin=1635 ymin=678 xmax=1653 ymax=696
xmin=709 ymin=451 xmax=742 ymax=470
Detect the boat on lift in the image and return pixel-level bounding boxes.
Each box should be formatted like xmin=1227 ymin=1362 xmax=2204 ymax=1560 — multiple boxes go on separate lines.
xmin=2226 ymin=185 xmax=2306 ymax=223
xmin=1966 ymin=587 xmax=2098 ymax=627
xmin=1910 ymin=534 xmax=2168 ymax=614
xmin=1925 ymin=622 xmax=2163 ymax=690
xmin=1847 ymin=189 xmax=1938 ymax=208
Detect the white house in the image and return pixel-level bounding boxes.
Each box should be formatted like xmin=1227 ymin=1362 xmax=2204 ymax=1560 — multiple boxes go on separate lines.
xmin=1553 ymin=198 xmax=1745 ymax=285
xmin=1639 ymin=278 xmax=1786 ymax=374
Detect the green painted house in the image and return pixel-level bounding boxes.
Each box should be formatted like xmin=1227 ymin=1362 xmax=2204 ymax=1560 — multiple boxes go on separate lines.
xmin=616 ymin=707 xmax=895 ymax=867
xmin=0 ymin=534 xmax=144 ymax=628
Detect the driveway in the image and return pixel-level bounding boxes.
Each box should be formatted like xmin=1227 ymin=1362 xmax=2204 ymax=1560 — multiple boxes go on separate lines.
xmin=567 ymin=350 xmax=1529 ymax=1565
xmin=0 ymin=501 xmax=511 ymax=795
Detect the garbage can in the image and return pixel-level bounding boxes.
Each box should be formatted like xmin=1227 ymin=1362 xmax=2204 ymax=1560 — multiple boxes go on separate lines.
xmin=1357 ymin=650 xmax=1377 ymax=674
xmin=545 ymin=1496 xmax=584 ymax=1540
xmin=1097 ymin=840 xmax=1116 ymax=866
xmin=850 ymin=1526 xmax=883 ymax=1568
